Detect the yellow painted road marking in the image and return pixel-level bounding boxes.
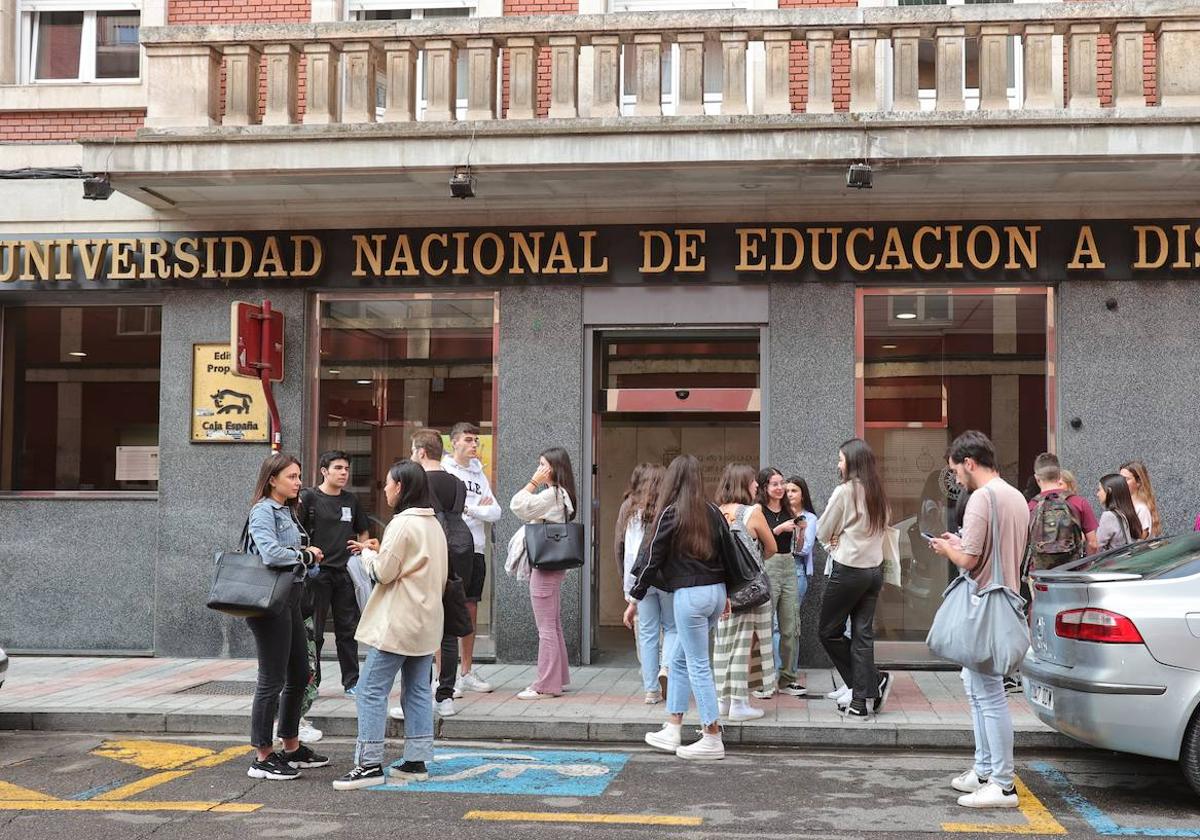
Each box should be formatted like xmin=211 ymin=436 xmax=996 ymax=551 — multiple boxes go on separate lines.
xmin=465 ymin=810 xmax=703 ymax=826
xmin=0 ymin=781 xmax=55 ymax=801
xmin=184 ymin=745 xmax=254 ymax=769
xmin=92 ymin=771 xmax=193 ymax=801
xmin=0 ymin=800 xmax=261 ymax=813
xmin=91 ymin=740 xmax=219 ymax=770
xmin=942 ymin=776 xmax=1067 ymax=835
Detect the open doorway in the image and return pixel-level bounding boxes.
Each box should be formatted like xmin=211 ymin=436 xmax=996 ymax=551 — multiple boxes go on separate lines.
xmin=588 ymin=329 xmax=762 ymax=665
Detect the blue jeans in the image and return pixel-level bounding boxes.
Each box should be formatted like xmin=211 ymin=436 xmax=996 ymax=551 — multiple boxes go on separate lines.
xmin=637 ymin=587 xmax=677 ymax=693
xmin=354 ymin=646 xmax=435 ymax=767
xmin=666 ymin=583 xmax=726 ymax=727
xmin=961 ymin=667 xmax=1015 ymax=789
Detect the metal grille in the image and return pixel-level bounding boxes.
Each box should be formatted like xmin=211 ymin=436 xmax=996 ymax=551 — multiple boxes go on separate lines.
xmin=174 ymin=680 xmax=257 ymax=696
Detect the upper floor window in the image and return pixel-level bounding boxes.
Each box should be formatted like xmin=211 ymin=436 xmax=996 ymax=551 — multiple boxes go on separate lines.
xmin=20 ymin=2 xmax=141 ymax=83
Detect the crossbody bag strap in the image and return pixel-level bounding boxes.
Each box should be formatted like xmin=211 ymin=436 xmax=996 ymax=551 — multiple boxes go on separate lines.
xmin=983 ymin=485 xmax=1007 ymax=590
xmin=240 ymin=519 xmax=252 ymax=554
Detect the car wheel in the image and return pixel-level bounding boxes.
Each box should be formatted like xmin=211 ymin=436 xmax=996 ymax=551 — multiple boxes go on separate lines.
xmin=1182 ymin=708 xmax=1200 ymax=797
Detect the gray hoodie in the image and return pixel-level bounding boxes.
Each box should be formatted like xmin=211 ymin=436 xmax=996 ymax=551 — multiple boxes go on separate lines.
xmin=441 ymin=455 xmax=502 ymax=552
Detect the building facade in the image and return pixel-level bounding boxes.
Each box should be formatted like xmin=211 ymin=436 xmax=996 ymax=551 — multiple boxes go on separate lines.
xmin=2 ymin=0 xmax=1200 ymax=668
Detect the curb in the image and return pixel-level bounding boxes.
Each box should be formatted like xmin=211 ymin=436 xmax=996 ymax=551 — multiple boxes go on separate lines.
xmin=0 ymin=709 xmax=1086 ymax=751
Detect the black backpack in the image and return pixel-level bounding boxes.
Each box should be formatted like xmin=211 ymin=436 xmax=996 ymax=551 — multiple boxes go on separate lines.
xmin=432 ymin=475 xmax=475 ymax=566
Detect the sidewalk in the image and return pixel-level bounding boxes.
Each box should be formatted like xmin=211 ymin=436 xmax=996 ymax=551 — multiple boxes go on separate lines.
xmin=0 ymin=656 xmax=1080 ymax=750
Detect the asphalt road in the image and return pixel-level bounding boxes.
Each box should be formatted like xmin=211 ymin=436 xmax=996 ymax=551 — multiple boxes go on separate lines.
xmin=1 ymin=731 xmax=1199 ymax=840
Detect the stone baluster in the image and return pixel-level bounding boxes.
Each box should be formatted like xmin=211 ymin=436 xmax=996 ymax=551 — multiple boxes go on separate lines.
xmin=222 ymin=45 xmax=261 ymax=126
xmin=891 ymin=27 xmax=920 ymax=112
xmin=762 ymin=30 xmax=792 ymax=115
xmin=548 ymin=35 xmax=579 ymax=118
xmin=343 ymin=42 xmax=378 ymax=124
xmin=1067 ymin=23 xmax=1100 ymax=109
xmin=591 ymin=35 xmax=622 ymax=118
xmin=676 ymin=33 xmax=706 ymax=116
xmin=849 ymin=29 xmax=878 ymax=113
xmin=1156 ymin=21 xmax=1200 ymax=107
xmin=720 ymin=31 xmax=749 ymax=116
xmin=262 ymin=43 xmax=299 ymax=126
xmin=465 ymin=38 xmax=497 ymax=120
xmin=633 ymin=33 xmax=663 ymax=117
xmin=978 ymin=24 xmax=1010 ymax=110
xmin=1022 ymin=24 xmax=1055 ymax=110
xmin=806 ymin=30 xmax=834 ymax=115
xmin=423 ymin=39 xmax=458 ymax=121
xmin=935 ymin=26 xmax=965 ymax=111
xmin=381 ymin=41 xmax=417 ymax=123
xmin=1111 ymin=22 xmax=1146 ymax=108
xmin=506 ymin=36 xmax=538 ymax=120
xmin=145 ymin=45 xmax=221 ymax=128
xmin=303 ymin=42 xmax=341 ymax=125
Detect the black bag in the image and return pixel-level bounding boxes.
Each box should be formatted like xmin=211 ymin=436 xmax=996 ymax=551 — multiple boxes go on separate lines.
xmin=433 ymin=476 xmax=476 ymax=567
xmin=443 ymin=571 xmax=474 ymax=638
xmin=725 ymin=505 xmax=771 ymax=612
xmin=207 ymin=523 xmax=299 ymax=618
xmin=526 ymin=489 xmax=585 ymax=571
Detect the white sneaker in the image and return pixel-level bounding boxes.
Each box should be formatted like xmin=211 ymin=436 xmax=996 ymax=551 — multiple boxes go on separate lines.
xmin=676 ymin=732 xmax=725 ymax=761
xmin=728 ymin=698 xmax=765 ymax=722
xmin=835 ymin=686 xmax=853 ymax=707
xmin=297 ymin=718 xmax=323 ymax=743
xmin=517 ymin=687 xmax=560 ymax=700
xmin=457 ymin=671 xmax=494 ymax=694
xmin=751 ymin=688 xmax=775 ymax=700
xmin=388 ymin=705 xmax=405 ymax=720
xmin=957 ymin=781 xmax=1019 ymax=809
xmin=718 ymin=699 xmax=730 ymax=717
xmin=952 ymin=769 xmax=987 ymax=793
xmin=824 ymin=686 xmax=844 ymax=700
xmin=435 ymin=698 xmax=457 ymax=717
xmin=644 ymin=690 xmax=662 ymax=705
xmin=644 ymin=722 xmax=683 ymax=752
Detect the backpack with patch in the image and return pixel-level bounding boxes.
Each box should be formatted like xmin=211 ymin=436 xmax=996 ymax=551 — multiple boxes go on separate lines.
xmin=433 ymin=475 xmax=475 ymax=566
xmin=1025 ymin=491 xmax=1084 ymax=573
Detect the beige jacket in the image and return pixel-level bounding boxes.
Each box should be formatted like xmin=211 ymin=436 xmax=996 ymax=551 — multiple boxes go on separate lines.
xmin=355 ymin=508 xmax=448 ymax=657
xmin=817 ymin=480 xmax=886 ymax=569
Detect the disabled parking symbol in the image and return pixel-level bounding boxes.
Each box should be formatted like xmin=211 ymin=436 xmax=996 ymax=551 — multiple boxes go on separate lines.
xmin=372 ymin=748 xmax=628 ymax=796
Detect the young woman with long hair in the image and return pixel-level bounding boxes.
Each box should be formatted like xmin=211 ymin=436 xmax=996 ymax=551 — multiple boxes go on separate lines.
xmin=333 ymin=460 xmax=449 ymax=789
xmin=244 ymin=453 xmax=329 ymax=780
xmin=754 ymin=467 xmax=806 ymax=698
xmin=712 ymin=464 xmax=778 ymax=721
xmin=816 ymin=438 xmax=893 ymax=720
xmin=511 ymin=446 xmax=578 ymax=700
xmin=616 ymin=462 xmax=671 ymax=704
xmin=1120 ymin=460 xmax=1162 ymax=537
xmin=1096 ymin=473 xmax=1146 ymax=552
xmin=786 ymin=475 xmax=819 ymax=676
xmin=627 ymin=454 xmax=734 ymax=760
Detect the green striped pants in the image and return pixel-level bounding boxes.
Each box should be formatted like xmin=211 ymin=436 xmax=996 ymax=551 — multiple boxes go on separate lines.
xmin=713 ymin=600 xmax=776 ymax=702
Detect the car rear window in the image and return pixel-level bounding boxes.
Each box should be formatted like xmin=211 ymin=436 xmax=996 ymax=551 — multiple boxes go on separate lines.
xmin=1071 ymin=532 xmax=1200 ymax=578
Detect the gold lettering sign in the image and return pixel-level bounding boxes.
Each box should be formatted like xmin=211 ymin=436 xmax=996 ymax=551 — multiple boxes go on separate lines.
xmin=191 ymin=343 xmax=270 ymax=443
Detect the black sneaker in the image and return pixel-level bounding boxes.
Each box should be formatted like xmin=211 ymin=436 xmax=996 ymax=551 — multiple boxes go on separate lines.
xmin=248 ymin=752 xmax=300 ymax=780
xmin=873 ymin=671 xmax=893 ymax=714
xmin=780 ymin=682 xmax=808 ymax=697
xmin=332 ymin=764 xmax=385 ymax=790
xmin=845 ymin=700 xmax=870 ymax=720
xmin=387 ymin=761 xmax=429 ymax=782
xmin=282 ymin=744 xmax=330 ymax=769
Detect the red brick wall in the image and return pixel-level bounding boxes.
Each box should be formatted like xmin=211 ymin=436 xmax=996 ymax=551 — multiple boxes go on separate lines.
xmin=0 ymin=109 xmax=145 ymax=141
xmin=780 ymin=0 xmax=856 ymax=113
xmin=1068 ymin=0 xmax=1157 ymax=106
xmin=503 ymin=0 xmax=577 ymax=117
xmin=167 ymin=0 xmax=310 ymax=24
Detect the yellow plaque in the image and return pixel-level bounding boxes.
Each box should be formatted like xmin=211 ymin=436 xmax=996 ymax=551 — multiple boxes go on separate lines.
xmin=191 ymin=343 xmax=269 ymax=443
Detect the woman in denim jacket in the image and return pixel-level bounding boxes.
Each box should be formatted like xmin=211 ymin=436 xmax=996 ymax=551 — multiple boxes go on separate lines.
xmin=244 ymin=453 xmax=329 ymax=781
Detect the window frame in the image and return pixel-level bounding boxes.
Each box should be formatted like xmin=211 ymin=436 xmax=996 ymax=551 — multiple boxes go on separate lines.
xmin=0 ymin=299 xmax=162 ymax=499
xmin=20 ymin=0 xmax=143 ymax=85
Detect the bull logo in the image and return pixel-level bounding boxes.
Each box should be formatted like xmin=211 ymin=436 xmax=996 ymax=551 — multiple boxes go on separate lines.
xmin=211 ymin=389 xmax=253 ymax=415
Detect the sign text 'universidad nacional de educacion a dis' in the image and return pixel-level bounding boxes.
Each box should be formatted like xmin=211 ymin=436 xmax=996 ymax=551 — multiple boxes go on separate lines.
xmin=4 ymin=221 xmax=1200 ymax=288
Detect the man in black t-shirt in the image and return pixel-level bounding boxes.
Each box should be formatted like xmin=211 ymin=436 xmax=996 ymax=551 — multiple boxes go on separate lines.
xmin=299 ymin=450 xmax=371 ymax=694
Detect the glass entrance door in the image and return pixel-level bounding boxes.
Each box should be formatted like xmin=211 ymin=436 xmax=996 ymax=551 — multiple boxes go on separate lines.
xmin=856 ymin=288 xmax=1053 ymax=662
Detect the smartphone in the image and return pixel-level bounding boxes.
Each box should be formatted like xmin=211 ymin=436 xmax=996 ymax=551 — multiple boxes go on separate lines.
xmin=920 ymin=531 xmax=939 ymax=542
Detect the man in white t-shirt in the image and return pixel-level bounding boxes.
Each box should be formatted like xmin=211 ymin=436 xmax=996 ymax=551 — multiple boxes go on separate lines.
xmin=930 ymin=430 xmax=1029 ymax=810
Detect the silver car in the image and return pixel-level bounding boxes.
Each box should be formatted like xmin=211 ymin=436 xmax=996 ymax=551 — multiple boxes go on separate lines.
xmin=1022 ymin=532 xmax=1200 ymax=795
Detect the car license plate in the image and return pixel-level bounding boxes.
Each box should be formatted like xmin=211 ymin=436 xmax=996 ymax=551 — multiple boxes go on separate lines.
xmin=1029 ymin=682 xmax=1054 ymax=711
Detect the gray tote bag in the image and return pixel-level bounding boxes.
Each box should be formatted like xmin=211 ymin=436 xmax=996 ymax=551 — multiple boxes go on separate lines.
xmin=925 ymin=486 xmax=1030 ymax=676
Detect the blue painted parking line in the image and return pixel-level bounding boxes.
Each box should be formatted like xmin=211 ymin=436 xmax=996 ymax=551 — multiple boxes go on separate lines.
xmin=370 ymin=748 xmax=629 ymax=797
xmin=1030 ymin=761 xmax=1200 ymax=838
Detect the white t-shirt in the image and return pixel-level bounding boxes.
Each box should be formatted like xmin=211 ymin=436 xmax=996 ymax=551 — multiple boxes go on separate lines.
xmin=622 ymin=514 xmax=646 ymax=597
xmin=1134 ymin=500 xmax=1152 ymax=535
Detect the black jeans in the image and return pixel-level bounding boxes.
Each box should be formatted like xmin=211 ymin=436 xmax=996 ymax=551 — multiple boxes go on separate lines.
xmin=436 ymin=633 xmax=459 ymax=702
xmin=818 ymin=561 xmax=883 ymax=702
xmin=246 ymin=583 xmax=308 ymax=748
xmin=310 ymin=567 xmax=361 ymax=690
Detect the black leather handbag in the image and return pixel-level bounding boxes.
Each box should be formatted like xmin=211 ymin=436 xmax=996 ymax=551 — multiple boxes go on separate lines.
xmin=525 ymin=491 xmax=585 ymax=571
xmin=206 ymin=523 xmax=300 ymax=618
xmin=724 ymin=506 xmax=772 ymax=612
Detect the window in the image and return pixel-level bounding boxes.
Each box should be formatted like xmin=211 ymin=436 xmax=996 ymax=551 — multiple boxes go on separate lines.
xmin=1 ymin=306 xmax=161 ymax=492
xmin=21 ymin=2 xmax=140 ymax=83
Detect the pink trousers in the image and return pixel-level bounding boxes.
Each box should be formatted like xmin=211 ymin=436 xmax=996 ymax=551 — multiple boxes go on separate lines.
xmin=529 ymin=568 xmax=570 ymax=694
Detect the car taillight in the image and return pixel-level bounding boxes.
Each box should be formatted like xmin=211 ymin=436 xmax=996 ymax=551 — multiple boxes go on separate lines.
xmin=1055 ymin=608 xmax=1144 ymax=644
